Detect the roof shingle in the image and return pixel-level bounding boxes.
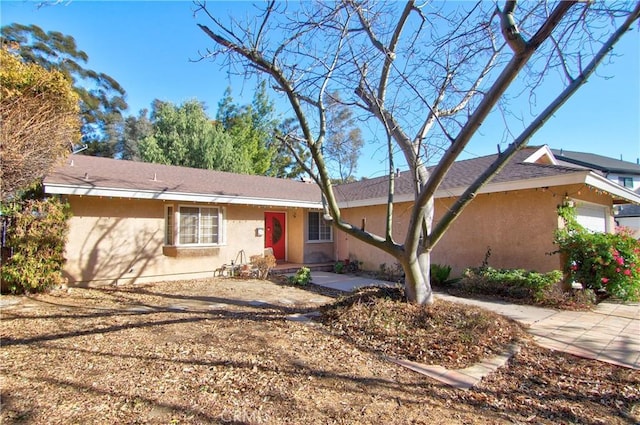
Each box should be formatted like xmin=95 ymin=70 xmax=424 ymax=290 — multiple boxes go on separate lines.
xmin=551 ymin=149 xmax=640 ymax=175
xmin=44 ymin=155 xmax=322 ymax=204
xmin=334 ymin=147 xmax=584 ymax=202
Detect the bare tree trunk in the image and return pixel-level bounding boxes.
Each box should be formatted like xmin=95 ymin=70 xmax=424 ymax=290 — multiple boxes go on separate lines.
xmin=419 ymin=251 xmax=435 ymax=304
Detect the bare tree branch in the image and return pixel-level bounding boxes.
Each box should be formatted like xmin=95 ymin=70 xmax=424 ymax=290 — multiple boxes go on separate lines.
xmin=413 ymin=1 xmax=577 ymax=215
xmin=196 ymin=0 xmax=639 ymax=304
xmin=430 ymin=0 xmax=640 ymax=247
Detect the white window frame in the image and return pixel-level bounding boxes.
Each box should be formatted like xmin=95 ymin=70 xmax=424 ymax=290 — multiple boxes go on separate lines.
xmin=165 ymin=205 xmax=224 ymax=246
xmin=618 ymin=176 xmax=633 ymax=189
xmin=307 ymin=211 xmax=332 ymax=242
xmin=164 ymin=205 xmax=175 ymax=245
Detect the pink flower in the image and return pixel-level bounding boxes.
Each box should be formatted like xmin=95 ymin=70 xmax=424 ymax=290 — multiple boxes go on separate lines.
xmin=616 ymin=268 xmax=621 ymax=273
xmin=601 ymin=277 xmax=609 ymax=284
xmin=624 ymin=269 xmax=631 ymax=276
xmin=616 ymin=256 xmax=625 ymax=265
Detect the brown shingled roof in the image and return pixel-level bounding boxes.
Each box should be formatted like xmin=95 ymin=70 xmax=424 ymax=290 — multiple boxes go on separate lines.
xmin=45 ymin=147 xmax=615 ymax=207
xmin=44 ymin=155 xmax=322 ymax=205
xmin=334 ymin=147 xmax=586 ymax=203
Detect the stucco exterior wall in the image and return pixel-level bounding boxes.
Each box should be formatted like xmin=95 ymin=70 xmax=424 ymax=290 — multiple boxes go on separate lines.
xmin=336 ymin=184 xmax=615 ymax=278
xmin=63 ymin=197 xmax=268 ymax=285
xmin=336 ymin=203 xmax=412 ymax=271
xmin=62 ymin=197 xmax=334 ymax=285
xmin=286 ymin=209 xmax=304 ymax=263
xmin=432 ymin=188 xmax=561 ymax=276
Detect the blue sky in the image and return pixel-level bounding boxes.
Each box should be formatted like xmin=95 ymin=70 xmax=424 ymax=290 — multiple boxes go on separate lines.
xmin=2 ymin=1 xmax=639 ymax=178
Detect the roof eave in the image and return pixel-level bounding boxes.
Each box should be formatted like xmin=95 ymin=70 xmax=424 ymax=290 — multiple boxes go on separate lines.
xmin=524 ymin=145 xmax=559 ymax=165
xmin=584 ymin=173 xmax=640 ymax=205
xmin=337 ymin=170 xmax=640 ymax=208
xmin=44 ymin=183 xmax=323 ymax=209
xmin=554 ymin=156 xmax=640 ymax=175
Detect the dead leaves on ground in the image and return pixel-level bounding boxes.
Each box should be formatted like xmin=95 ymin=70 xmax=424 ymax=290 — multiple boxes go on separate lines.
xmin=1 ymin=279 xmax=638 ymax=424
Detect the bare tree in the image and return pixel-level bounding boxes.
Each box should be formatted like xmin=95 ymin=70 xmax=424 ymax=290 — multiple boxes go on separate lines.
xmin=196 ymin=0 xmax=640 ymax=304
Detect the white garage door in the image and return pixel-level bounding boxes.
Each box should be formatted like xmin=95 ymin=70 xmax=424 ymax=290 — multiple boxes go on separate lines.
xmin=576 ymin=203 xmax=608 ymax=233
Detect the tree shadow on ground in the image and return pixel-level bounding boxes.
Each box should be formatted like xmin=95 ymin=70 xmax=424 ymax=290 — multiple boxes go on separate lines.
xmin=2 ymin=282 xmax=638 ymax=424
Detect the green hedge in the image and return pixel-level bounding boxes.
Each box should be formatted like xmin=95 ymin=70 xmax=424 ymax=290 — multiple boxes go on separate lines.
xmin=1 ymin=195 xmax=70 ymax=294
xmin=460 ymin=267 xmax=563 ymax=302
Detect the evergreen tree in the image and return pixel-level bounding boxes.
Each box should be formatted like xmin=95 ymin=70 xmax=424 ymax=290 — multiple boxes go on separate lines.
xmin=118 ymin=109 xmax=153 ymax=161
xmin=138 ymin=100 xmax=239 ymax=172
xmin=216 ymin=82 xmax=276 ymax=175
xmin=1 ymin=23 xmax=127 ymax=152
xmin=324 ymin=92 xmax=364 ymax=183
xmin=268 ymin=118 xmax=310 ymax=179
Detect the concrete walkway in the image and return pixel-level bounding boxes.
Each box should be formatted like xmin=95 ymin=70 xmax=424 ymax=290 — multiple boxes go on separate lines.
xmin=309 ymin=272 xmax=640 ymax=371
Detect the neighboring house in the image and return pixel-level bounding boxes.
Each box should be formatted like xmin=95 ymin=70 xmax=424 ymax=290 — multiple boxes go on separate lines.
xmin=551 ymin=148 xmax=640 ymax=190
xmin=43 ymin=146 xmax=640 ymax=285
xmin=552 ymin=148 xmax=640 ymax=236
xmin=333 ymin=146 xmax=640 ymax=277
xmin=616 ymin=201 xmax=640 ymax=238
xmin=43 ymin=155 xmax=332 ymax=285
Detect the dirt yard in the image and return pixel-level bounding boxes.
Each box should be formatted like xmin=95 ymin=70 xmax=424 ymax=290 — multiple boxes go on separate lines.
xmin=1 ymin=278 xmax=638 ymax=424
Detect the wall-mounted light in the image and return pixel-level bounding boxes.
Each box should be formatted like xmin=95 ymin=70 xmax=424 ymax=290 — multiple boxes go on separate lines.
xmin=256 ymin=227 xmax=264 ymax=237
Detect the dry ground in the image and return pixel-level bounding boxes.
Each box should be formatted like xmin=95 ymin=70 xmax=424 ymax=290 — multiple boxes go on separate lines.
xmin=1 ymin=278 xmax=638 ymax=424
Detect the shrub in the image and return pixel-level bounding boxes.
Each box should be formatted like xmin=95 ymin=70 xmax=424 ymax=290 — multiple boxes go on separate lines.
xmin=344 ymin=259 xmax=361 ymax=273
xmin=334 ymin=261 xmax=345 ymax=274
xmin=460 ymin=267 xmax=563 ymax=303
xmin=555 ymin=205 xmax=640 ymax=301
xmin=1 ymin=193 xmax=70 ymax=294
xmin=250 ymin=253 xmax=277 ymax=279
xmin=430 ymin=263 xmax=452 ymax=286
xmin=377 ymin=263 xmax=404 ymax=282
xmin=289 ymin=267 xmax=312 ymax=286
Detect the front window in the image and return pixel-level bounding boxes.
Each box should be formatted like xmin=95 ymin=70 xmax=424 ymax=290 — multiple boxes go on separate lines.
xmin=618 ymin=176 xmax=633 ymax=188
xmin=308 ymin=211 xmax=332 ymax=242
xmin=165 ymin=205 xmax=221 ymax=246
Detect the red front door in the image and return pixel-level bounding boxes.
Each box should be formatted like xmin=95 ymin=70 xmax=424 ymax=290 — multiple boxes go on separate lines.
xmin=264 ymin=212 xmax=286 ymax=260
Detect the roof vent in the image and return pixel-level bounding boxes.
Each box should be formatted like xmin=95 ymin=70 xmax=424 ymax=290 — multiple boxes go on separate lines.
xmin=153 ymin=172 xmax=157 ymax=181
xmin=83 ymin=172 xmax=89 ymax=180
xmin=70 ymin=159 xmax=74 ymax=167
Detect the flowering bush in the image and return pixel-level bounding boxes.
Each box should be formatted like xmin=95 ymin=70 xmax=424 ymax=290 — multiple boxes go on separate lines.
xmin=555 ymin=205 xmax=640 ymax=301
